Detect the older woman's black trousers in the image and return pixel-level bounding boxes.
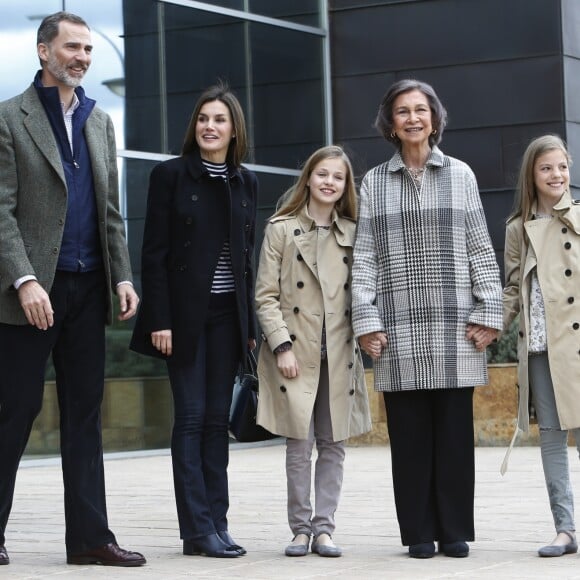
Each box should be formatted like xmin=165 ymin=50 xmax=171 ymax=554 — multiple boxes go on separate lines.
xmin=383 ymin=387 xmax=475 ymax=546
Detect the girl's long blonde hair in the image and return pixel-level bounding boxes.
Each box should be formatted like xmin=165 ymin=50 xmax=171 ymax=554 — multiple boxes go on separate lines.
xmin=509 ymin=134 xmax=571 ymax=227
xmin=273 ymin=145 xmax=357 ymax=220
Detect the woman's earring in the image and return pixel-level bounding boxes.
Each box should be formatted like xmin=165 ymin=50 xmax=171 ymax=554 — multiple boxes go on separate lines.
xmin=390 ymin=132 xmax=397 ymax=139
xmin=431 ymin=129 xmax=437 ymax=135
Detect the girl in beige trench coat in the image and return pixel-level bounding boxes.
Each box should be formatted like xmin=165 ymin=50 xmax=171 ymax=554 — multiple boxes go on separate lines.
xmin=503 ymin=135 xmax=580 ymax=557
xmin=255 ymin=146 xmax=371 ymax=558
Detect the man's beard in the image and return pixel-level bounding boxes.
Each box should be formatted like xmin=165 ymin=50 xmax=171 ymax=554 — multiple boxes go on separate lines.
xmin=46 ymin=53 xmax=86 ymax=88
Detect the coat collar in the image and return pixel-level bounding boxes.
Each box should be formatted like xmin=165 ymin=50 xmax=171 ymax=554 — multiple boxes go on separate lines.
xmin=294 ymin=204 xmax=351 ymax=237
xmin=526 ymin=190 xmax=580 ymax=235
xmin=387 ymin=145 xmax=445 ymax=173
xmin=183 ymin=149 xmax=245 ymax=184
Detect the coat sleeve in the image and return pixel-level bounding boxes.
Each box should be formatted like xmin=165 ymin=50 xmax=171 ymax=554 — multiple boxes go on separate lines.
xmin=464 ymin=167 xmax=503 ymax=330
xmin=139 ymin=162 xmax=174 ymax=332
xmin=503 ymin=220 xmax=522 ymax=330
xmin=0 ymin=109 xmax=35 ymax=291
xmin=103 ymin=115 xmax=133 ymax=287
xmin=351 ymin=173 xmax=385 ymax=338
xmin=255 ymin=221 xmax=292 ymax=351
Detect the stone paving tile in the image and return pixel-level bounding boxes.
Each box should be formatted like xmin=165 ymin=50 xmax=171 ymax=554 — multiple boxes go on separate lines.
xmin=3 ymin=443 xmax=580 ymax=579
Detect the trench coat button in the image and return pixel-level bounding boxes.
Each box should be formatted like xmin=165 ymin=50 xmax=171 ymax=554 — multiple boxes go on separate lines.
xmin=280 ymin=385 xmax=287 ymax=393
xmin=184 ymin=241 xmax=191 ymax=247
xmin=565 ymin=242 xmax=572 ymax=250
xmin=519 ymin=331 xmax=524 ymax=337
xmin=569 ymin=297 xmax=575 ymax=304
xmin=191 ymin=194 xmax=198 ymax=201
xmin=562 ymin=227 xmax=568 ymax=234
xmin=185 ymin=217 xmax=192 ymax=225
xmin=346 ymin=337 xmax=352 ymax=343
xmin=344 ymin=282 xmax=349 ymax=290
xmin=573 ymin=323 xmax=580 ymax=330
xmin=290 ymin=334 xmax=296 ymax=341
xmin=565 ymin=269 xmax=572 ymax=277
xmin=241 ymin=199 xmax=248 ymax=207
xmin=349 ymin=389 xmax=355 ymax=395
xmin=345 ymin=309 xmax=350 ymax=316
xmin=343 ymin=256 xmax=348 ymax=264
xmin=293 ymin=306 xmax=300 ymax=314
xmin=297 ymin=253 xmax=303 ymax=261
xmin=294 ymin=229 xmax=301 ymax=236
xmin=297 ymin=281 xmax=304 ymax=288
xmin=348 ymin=362 xmax=353 ymax=369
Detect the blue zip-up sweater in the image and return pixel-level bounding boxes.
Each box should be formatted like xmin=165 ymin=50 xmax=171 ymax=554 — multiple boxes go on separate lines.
xmin=34 ymin=72 xmax=103 ymax=272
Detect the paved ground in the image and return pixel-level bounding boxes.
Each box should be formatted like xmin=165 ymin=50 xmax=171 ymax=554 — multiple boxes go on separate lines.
xmin=4 ymin=441 xmax=580 ymax=579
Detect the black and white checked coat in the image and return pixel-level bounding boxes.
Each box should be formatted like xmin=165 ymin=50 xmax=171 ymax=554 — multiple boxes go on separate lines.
xmin=351 ymin=147 xmax=502 ymax=392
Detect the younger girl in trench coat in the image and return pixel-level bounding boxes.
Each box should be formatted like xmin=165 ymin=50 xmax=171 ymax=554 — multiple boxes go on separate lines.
xmin=255 ymin=146 xmax=371 ymax=558
xmin=503 ymin=135 xmax=580 ymax=557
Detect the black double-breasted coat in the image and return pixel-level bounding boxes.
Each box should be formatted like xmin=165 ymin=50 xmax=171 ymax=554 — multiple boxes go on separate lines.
xmin=130 ymin=150 xmax=258 ymax=363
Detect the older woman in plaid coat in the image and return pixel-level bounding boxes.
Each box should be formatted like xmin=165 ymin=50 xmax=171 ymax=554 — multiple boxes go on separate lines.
xmin=351 ymin=79 xmax=502 ymax=559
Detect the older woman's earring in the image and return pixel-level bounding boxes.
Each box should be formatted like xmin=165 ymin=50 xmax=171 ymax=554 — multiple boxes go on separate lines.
xmin=431 ymin=129 xmax=437 ymax=135
xmin=390 ymin=132 xmax=397 ymax=139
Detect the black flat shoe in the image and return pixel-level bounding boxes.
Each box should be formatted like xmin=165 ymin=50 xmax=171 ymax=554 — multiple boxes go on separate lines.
xmin=217 ymin=530 xmax=247 ymax=555
xmin=439 ymin=541 xmax=469 ymax=558
xmin=183 ymin=533 xmax=241 ymax=558
xmin=409 ymin=542 xmax=435 ymax=558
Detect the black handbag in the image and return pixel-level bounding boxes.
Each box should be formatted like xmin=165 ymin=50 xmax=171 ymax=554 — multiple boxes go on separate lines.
xmin=229 ymin=351 xmax=278 ymax=442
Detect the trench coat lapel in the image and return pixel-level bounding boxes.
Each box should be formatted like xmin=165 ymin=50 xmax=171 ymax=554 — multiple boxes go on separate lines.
xmin=293 ymin=217 xmax=319 ymax=282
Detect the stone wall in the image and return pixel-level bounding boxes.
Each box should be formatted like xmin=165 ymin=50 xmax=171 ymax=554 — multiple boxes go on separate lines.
xmin=26 ymin=364 xmax=540 ymax=455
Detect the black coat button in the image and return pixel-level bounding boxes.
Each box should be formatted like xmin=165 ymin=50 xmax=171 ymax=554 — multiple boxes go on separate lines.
xmin=293 ymin=307 xmax=300 ymax=314
xmin=297 ymin=281 xmax=304 ymax=288
xmin=280 ymin=385 xmax=287 ymax=393
xmin=562 ymin=227 xmax=568 ymax=234
xmin=345 ymin=309 xmax=350 ymax=316
xmin=569 ymin=297 xmax=575 ymax=304
xmin=245 ymin=224 xmax=250 ymax=231
xmin=185 ymin=217 xmax=192 ymax=225
xmin=184 ymin=241 xmax=191 ymax=247
xmin=349 ymin=389 xmax=355 ymax=395
xmin=191 ymin=194 xmax=198 ymax=201
xmin=565 ymin=269 xmax=572 ymax=277
xmin=343 ymin=256 xmax=349 ymax=264
xmin=290 ymin=334 xmax=296 ymax=341
xmin=348 ymin=362 xmax=353 ymax=369
xmin=565 ymin=242 xmax=572 ymax=250
xmin=294 ymin=229 xmax=301 ymax=236
xmin=519 ymin=331 xmax=524 ymax=337
xmin=241 ymin=199 xmax=248 ymax=207
xmin=346 ymin=337 xmax=352 ymax=343
xmin=573 ymin=323 xmax=580 ymax=330
xmin=344 ymin=283 xmax=349 ymax=290
xmin=297 ymin=254 xmax=303 ymax=261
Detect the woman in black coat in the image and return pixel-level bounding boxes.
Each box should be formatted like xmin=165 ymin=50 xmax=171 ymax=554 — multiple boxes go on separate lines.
xmin=131 ymin=83 xmax=258 ymax=558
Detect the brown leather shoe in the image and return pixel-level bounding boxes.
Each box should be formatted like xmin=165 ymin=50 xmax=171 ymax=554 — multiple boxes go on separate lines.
xmin=67 ymin=542 xmax=146 ymax=566
xmin=0 ymin=545 xmax=9 ymax=565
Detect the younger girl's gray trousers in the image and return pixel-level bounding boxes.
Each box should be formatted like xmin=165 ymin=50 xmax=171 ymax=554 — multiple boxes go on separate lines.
xmin=529 ymin=352 xmax=580 ymax=534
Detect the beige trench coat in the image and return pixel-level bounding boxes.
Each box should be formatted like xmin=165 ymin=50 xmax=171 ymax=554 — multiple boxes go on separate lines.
xmin=503 ymin=191 xmax=580 ymax=440
xmin=255 ymin=207 xmax=371 ymax=441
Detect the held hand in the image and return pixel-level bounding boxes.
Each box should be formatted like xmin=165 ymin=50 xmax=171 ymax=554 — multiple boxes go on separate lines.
xmin=117 ymin=283 xmax=140 ymax=321
xmin=17 ymin=280 xmax=54 ymax=330
xmin=466 ymin=324 xmax=499 ymax=351
xmin=151 ymin=329 xmax=172 ymax=356
xmin=359 ymin=331 xmax=388 ymax=360
xmin=277 ymin=349 xmax=300 ymax=379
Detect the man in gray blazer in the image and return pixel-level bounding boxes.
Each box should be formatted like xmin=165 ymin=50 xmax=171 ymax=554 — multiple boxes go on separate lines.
xmin=0 ymin=12 xmax=145 ymax=567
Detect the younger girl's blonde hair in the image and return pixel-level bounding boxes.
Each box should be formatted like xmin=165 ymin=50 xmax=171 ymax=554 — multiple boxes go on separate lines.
xmin=273 ymin=145 xmax=357 ymax=220
xmin=509 ymin=134 xmax=571 ymax=227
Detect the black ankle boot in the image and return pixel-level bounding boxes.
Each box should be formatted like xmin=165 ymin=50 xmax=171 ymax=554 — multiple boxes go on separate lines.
xmin=183 ymin=533 xmax=240 ymax=558
xmin=217 ymin=530 xmax=246 ymax=555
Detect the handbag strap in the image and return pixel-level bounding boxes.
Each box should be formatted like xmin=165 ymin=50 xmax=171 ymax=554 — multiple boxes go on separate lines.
xmin=245 ymin=350 xmax=257 ymax=376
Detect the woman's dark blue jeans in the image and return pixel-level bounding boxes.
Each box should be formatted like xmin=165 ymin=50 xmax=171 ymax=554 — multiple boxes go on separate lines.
xmin=166 ymin=294 xmax=241 ymax=540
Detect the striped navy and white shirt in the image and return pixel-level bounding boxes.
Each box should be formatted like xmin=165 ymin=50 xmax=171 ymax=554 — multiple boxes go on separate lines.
xmin=202 ymin=159 xmax=236 ymax=294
